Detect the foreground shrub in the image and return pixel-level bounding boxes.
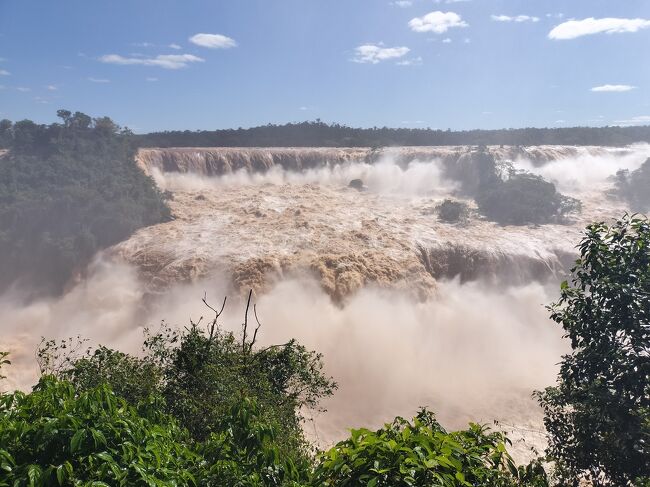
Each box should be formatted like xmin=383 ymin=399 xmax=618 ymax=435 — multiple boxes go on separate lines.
xmin=38 ymin=294 xmax=337 ymax=469
xmin=0 ymin=377 xmax=199 ymax=486
xmin=312 ymin=409 xmax=548 ymax=487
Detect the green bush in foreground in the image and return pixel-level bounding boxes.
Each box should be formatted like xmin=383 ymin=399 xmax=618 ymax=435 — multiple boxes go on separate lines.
xmin=0 ymin=377 xmax=199 ymax=486
xmin=0 ymin=289 xmax=548 ymax=486
xmin=0 ymin=375 xmax=547 ymax=487
xmin=313 ymin=409 xmax=548 ymax=487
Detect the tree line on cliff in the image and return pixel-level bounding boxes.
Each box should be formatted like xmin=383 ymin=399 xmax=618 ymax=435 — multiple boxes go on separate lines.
xmin=135 ymin=120 xmax=650 ymax=148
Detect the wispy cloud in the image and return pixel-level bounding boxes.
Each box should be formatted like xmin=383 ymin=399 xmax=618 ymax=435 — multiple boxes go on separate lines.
xmin=46 ymin=85 xmax=58 ymax=91
xmin=491 ymin=15 xmax=540 ymax=23
xmin=100 ymin=53 xmax=204 ymax=69
xmin=169 ymin=43 xmax=181 ymax=50
xmin=0 ymin=69 xmax=10 ymax=76
xmin=442 ymin=38 xmax=452 ymax=43
xmin=396 ymin=56 xmax=423 ymax=66
xmin=590 ymin=84 xmax=636 ymax=92
xmin=391 ymin=0 xmax=412 ymax=7
xmin=352 ymin=44 xmax=410 ymax=64
xmin=189 ymin=33 xmax=237 ymax=49
xmin=16 ymin=87 xmax=31 ymax=92
xmin=409 ymin=11 xmax=468 ymax=34
xmin=549 ymin=17 xmax=650 ymax=40
xmin=88 ymin=77 xmax=110 ymax=83
xmin=614 ymin=115 xmax=650 ymax=126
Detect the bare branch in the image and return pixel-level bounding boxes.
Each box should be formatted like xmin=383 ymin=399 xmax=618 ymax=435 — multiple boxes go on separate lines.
xmin=250 ymin=304 xmax=263 ymax=352
xmin=242 ymin=289 xmax=253 ymax=353
xmin=203 ymin=293 xmax=227 ymax=344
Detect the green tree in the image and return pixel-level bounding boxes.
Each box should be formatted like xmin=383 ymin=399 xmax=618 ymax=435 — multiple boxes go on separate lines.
xmin=0 ymin=111 xmax=170 ymax=296
xmin=40 ymin=294 xmax=337 ymax=469
xmin=536 ymin=215 xmax=650 ymax=485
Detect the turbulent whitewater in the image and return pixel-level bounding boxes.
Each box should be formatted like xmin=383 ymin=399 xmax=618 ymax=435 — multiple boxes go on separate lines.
xmin=117 ymin=145 xmax=642 ymax=301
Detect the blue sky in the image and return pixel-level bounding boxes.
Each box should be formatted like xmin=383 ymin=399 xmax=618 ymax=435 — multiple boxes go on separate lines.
xmin=1 ymin=0 xmax=649 ymax=132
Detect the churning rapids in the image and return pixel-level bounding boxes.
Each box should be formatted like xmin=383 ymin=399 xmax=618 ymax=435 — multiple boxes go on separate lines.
xmin=3 ymin=144 xmax=650 ymax=462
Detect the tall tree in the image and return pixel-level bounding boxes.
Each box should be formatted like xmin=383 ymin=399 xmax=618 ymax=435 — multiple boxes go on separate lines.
xmin=536 ymin=215 xmax=650 ymax=486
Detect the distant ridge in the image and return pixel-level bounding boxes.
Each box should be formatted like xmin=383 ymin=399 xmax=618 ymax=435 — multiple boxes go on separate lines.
xmin=137 ymin=121 xmax=650 ymax=148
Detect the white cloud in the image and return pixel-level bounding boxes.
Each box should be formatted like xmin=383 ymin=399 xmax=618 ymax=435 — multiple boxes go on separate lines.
xmin=189 ymin=33 xmax=237 ymax=49
xmin=409 ymin=11 xmax=468 ymax=34
xmin=99 ymin=53 xmax=204 ymax=69
xmin=0 ymin=69 xmax=10 ymax=76
xmin=391 ymin=0 xmax=412 ymax=7
xmin=396 ymin=56 xmax=423 ymax=66
xmin=590 ymin=84 xmax=636 ymax=92
xmin=352 ymin=44 xmax=410 ymax=64
xmin=46 ymin=85 xmax=58 ymax=91
xmin=16 ymin=87 xmax=31 ymax=92
xmin=491 ymin=15 xmax=540 ymax=23
xmin=169 ymin=43 xmax=181 ymax=50
xmin=132 ymin=42 xmax=154 ymax=48
xmin=442 ymin=38 xmax=452 ymax=43
xmin=88 ymin=77 xmax=110 ymax=83
xmin=146 ymin=77 xmax=159 ymax=82
xmin=614 ymin=115 xmax=650 ymax=126
xmin=549 ymin=17 xmax=650 ymax=40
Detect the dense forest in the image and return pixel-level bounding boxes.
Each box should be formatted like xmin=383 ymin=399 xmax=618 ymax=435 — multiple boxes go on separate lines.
xmin=136 ymin=121 xmax=650 ymax=148
xmin=1 ymin=216 xmax=649 ymax=486
xmin=0 ymin=111 xmax=169 ymax=297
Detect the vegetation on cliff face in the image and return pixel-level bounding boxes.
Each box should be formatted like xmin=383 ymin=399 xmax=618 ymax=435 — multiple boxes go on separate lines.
xmin=615 ymin=157 xmax=650 ymax=212
xmin=476 ymin=172 xmax=581 ymax=226
xmin=446 ymin=149 xmax=581 ymax=226
xmin=0 ymin=111 xmax=170 ymax=297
